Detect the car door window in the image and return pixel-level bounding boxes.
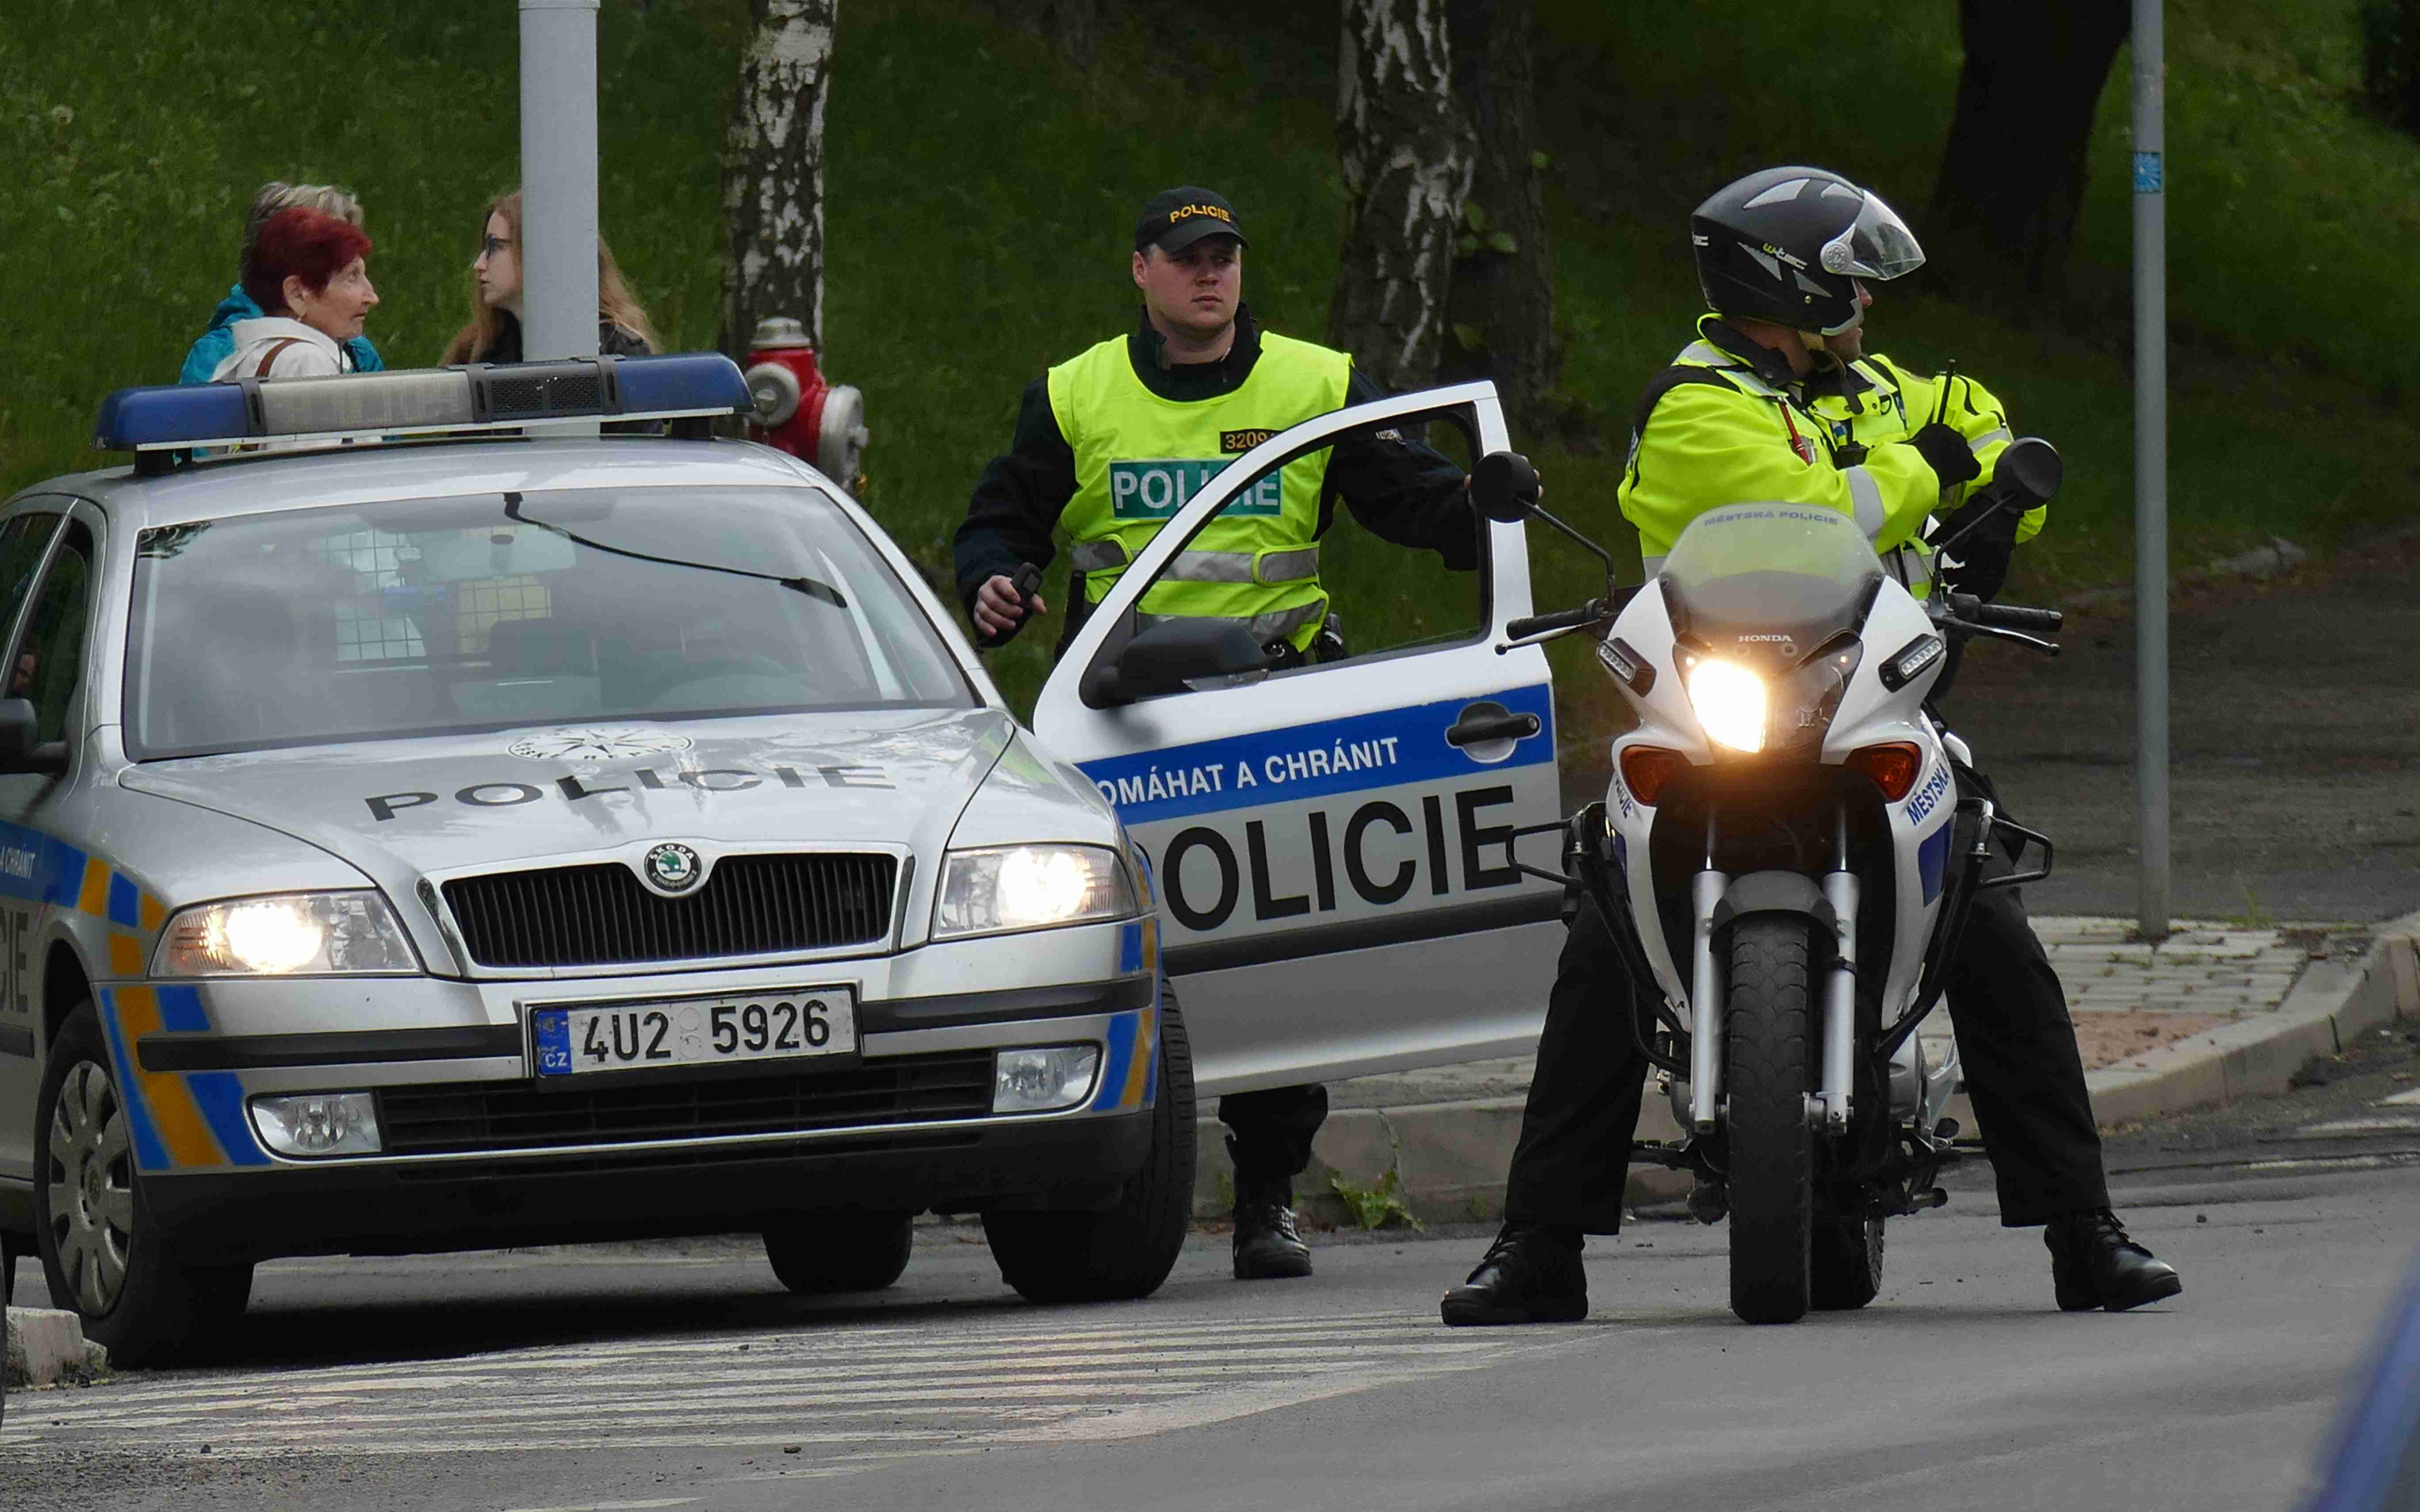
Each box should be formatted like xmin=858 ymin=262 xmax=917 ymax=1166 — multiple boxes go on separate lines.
xmin=0 ymin=512 xmax=64 ymax=658
xmin=11 ymin=523 xmax=92 ymax=741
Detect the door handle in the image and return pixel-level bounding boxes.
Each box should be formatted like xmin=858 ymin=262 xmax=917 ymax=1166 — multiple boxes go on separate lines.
xmin=1446 ymin=709 xmax=1541 ymax=748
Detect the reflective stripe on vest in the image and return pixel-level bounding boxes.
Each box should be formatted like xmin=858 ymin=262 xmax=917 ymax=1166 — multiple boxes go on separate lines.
xmin=1067 ymin=538 xmax=1320 ymax=585
xmin=1135 ymin=600 xmax=1328 ymax=648
xmin=1048 ymin=330 xmax=1351 ymax=651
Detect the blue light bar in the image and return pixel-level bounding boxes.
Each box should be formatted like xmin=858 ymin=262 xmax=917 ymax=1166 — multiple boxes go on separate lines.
xmin=94 ymin=352 xmax=753 ymax=455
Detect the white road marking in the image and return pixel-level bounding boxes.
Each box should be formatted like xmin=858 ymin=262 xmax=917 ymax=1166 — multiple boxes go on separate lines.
xmin=0 ymin=1308 xmax=1587 ymax=1468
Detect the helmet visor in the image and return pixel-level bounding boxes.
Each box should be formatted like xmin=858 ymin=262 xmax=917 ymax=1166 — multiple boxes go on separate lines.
xmin=1820 ymin=192 xmax=1925 ymax=281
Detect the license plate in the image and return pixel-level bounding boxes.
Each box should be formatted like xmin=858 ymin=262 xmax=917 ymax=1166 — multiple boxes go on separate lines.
xmin=530 ymin=988 xmax=858 ymax=1077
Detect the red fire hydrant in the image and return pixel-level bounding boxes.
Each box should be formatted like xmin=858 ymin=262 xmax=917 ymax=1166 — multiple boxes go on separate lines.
xmin=742 ymin=317 xmax=869 ymax=488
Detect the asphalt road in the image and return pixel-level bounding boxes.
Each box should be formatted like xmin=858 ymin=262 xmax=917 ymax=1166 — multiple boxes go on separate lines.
xmin=7 ymin=1058 xmax=2419 ymax=1512
xmin=1949 ymin=532 xmax=2420 ymax=924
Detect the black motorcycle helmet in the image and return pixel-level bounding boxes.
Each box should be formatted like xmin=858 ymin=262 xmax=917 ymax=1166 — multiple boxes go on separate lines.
xmin=1690 ymin=166 xmax=1926 ymax=336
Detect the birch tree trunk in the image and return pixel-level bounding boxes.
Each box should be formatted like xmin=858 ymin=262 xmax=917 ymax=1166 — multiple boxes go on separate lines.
xmin=1327 ymin=0 xmax=1475 ymax=394
xmin=720 ymin=0 xmax=837 ymax=359
xmin=1437 ymin=0 xmax=1557 ymax=431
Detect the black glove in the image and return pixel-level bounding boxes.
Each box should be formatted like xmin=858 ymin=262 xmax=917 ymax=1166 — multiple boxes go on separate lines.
xmin=1932 ymin=493 xmax=2020 ymax=601
xmin=1903 ymin=422 xmax=1982 ymax=488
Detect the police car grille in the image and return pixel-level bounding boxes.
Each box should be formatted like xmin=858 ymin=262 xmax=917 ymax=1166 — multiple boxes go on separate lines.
xmin=441 ymin=854 xmax=896 ymax=967
xmin=376 ymin=1050 xmax=997 ymax=1155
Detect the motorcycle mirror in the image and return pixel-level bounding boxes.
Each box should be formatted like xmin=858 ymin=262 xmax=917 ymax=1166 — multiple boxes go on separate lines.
xmin=1995 ymin=437 xmax=2063 ymax=507
xmin=1470 ymin=451 xmax=1541 ymax=525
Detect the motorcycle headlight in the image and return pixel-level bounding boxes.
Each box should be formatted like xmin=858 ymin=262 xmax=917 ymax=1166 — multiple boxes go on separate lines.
xmin=933 ymin=845 xmax=1137 ymax=940
xmin=1686 ymin=659 xmax=1768 ymax=753
xmin=155 ymin=892 xmax=421 ymax=977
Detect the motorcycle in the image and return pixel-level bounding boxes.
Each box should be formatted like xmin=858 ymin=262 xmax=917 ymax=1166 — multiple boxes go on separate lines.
xmin=1475 ymin=442 xmax=2066 ymax=1325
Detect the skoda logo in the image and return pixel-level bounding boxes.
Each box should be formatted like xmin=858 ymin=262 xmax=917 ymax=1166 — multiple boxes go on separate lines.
xmin=641 ymin=843 xmax=705 ymax=895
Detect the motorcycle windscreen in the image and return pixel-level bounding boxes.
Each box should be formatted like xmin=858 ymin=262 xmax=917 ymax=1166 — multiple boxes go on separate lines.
xmin=1658 ymin=503 xmax=1884 ymax=670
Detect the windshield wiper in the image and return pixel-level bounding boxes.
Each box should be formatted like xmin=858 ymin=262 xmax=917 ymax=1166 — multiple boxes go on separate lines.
xmin=502 ymin=493 xmax=847 ymax=608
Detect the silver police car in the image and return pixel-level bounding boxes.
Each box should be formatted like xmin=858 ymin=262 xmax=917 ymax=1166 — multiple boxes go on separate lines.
xmin=0 ymin=356 xmax=1186 ymax=1365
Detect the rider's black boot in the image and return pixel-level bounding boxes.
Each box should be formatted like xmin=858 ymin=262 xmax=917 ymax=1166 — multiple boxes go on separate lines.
xmin=1440 ymin=1223 xmax=1587 ymax=1326
xmin=2045 ymin=1208 xmax=2183 ymax=1312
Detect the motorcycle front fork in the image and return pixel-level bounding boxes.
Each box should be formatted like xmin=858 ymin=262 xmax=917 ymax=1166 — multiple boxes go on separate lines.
xmin=1685 ymin=805 xmax=1861 ymax=1135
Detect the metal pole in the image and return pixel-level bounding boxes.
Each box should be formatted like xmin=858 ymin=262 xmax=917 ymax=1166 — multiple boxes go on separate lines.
xmin=519 ymin=0 xmax=601 ymax=368
xmin=2133 ymin=0 xmax=2169 ymax=938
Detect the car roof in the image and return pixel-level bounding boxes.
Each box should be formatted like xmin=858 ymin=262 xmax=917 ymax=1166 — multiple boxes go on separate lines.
xmin=13 ymin=435 xmax=831 ymax=532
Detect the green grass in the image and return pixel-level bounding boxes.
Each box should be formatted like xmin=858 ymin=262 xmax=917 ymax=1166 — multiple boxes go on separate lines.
xmin=4 ymin=0 xmax=2417 ymax=724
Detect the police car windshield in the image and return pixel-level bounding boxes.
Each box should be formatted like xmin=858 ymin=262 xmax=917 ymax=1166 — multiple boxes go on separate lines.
xmin=1658 ymin=503 xmax=1884 ymax=665
xmin=124 ymin=486 xmax=972 ymax=760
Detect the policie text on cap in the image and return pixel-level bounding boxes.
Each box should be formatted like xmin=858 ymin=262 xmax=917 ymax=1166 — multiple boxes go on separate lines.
xmin=1135 ymin=187 xmax=1250 ymax=254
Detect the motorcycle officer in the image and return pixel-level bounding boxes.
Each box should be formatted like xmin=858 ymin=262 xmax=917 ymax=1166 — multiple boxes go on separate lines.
xmin=953 ymin=185 xmax=1475 ymax=1282
xmin=1440 ymin=165 xmax=2183 ymax=1325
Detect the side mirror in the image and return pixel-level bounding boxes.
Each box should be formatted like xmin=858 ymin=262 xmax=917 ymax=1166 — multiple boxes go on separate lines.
xmin=0 ymin=699 xmax=65 ymax=777
xmin=1083 ymin=619 xmax=1274 ymax=707
xmin=1470 ymin=451 xmax=1541 ymax=525
xmin=1995 ymin=437 xmax=2063 ymax=508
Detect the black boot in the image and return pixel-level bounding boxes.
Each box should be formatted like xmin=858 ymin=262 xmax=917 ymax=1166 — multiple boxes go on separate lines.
xmin=2045 ymin=1208 xmax=2183 ymax=1313
xmin=1232 ymin=1176 xmax=1313 ymax=1280
xmin=1440 ymin=1223 xmax=1587 ymax=1326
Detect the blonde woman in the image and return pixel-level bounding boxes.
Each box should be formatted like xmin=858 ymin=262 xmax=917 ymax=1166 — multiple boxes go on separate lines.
xmin=439 ymin=190 xmax=660 ymax=364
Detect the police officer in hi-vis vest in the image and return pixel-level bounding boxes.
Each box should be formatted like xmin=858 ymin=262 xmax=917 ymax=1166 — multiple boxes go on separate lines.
xmin=1440 ymin=166 xmax=2183 ymax=1327
xmin=953 ymin=185 xmax=1476 ymax=1281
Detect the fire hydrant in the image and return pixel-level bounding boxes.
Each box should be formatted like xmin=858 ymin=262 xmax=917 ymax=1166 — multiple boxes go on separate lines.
xmin=741 ymin=316 xmax=869 ymax=488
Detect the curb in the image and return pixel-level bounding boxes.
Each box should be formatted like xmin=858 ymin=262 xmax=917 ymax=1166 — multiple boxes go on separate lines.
xmin=1191 ymin=914 xmax=2420 ymax=1229
xmin=2085 ymin=918 xmax=2420 ymax=1127
xmin=5 ymin=1306 xmax=107 ymax=1390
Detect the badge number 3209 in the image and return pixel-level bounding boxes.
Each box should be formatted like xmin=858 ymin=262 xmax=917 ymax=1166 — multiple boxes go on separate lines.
xmin=531 ymin=989 xmax=858 ymax=1077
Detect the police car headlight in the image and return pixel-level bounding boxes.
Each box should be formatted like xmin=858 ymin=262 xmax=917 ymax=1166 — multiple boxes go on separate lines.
xmin=933 ymin=845 xmax=1136 ymax=939
xmin=155 ymin=892 xmax=421 ymax=977
xmin=1685 ymin=659 xmax=1768 ymax=754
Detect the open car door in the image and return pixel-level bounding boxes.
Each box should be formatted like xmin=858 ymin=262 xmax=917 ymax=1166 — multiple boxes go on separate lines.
xmin=1032 ymin=382 xmax=1564 ymax=1096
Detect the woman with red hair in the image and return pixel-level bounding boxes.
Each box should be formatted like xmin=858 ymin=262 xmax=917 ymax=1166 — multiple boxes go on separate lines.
xmin=210 ymin=206 xmax=380 ymax=380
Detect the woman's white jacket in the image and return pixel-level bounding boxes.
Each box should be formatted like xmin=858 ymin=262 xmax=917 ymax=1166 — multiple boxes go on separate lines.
xmin=210 ymin=317 xmax=354 ymax=380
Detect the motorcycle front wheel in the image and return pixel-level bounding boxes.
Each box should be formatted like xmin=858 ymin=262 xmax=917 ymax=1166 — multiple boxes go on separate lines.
xmin=1725 ymin=915 xmax=1815 ymax=1325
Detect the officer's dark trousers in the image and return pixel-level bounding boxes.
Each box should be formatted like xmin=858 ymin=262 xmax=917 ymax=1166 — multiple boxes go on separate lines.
xmin=1502 ymin=781 xmax=2110 ymax=1233
xmin=1221 ymin=1085 xmax=1330 ymax=1188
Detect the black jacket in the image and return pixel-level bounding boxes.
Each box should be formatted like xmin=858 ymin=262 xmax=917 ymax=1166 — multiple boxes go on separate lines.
xmin=472 ymin=313 xmax=652 ymax=364
xmin=952 ymin=305 xmax=1475 ymax=652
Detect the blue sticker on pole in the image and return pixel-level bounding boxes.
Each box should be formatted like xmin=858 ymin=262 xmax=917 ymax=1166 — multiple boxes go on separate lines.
xmin=2133 ymin=151 xmax=2163 ymax=193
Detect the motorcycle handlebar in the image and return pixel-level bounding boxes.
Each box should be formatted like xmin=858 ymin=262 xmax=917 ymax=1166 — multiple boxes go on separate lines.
xmin=1505 ymin=602 xmax=1604 ymax=641
xmin=1970 ymin=602 xmax=2064 ymax=634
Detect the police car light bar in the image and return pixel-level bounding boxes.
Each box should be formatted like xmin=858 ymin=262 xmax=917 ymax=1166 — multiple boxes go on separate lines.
xmin=93 ymin=353 xmax=753 ymax=456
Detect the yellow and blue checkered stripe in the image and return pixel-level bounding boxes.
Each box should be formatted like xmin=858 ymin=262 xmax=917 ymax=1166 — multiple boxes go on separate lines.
xmin=1088 ymin=916 xmax=1162 ymax=1113
xmin=0 ymin=820 xmax=265 ymax=1172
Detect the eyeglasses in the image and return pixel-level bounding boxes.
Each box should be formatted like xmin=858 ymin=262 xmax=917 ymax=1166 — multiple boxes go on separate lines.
xmin=479 ymin=235 xmax=513 ymax=259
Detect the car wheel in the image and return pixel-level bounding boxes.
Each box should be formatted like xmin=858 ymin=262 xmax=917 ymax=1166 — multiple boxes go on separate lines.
xmin=984 ymin=980 xmax=1196 ymax=1304
xmin=34 ymin=1002 xmax=254 ymax=1367
xmin=763 ymin=1210 xmax=915 ymax=1295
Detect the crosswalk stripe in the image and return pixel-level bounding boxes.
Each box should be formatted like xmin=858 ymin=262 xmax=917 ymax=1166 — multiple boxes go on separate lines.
xmin=0 ymin=1308 xmax=1590 ymax=1463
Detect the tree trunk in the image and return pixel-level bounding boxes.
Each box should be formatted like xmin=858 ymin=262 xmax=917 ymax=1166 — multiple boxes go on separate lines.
xmin=1437 ymin=0 xmax=1556 ymax=432
xmin=1327 ymin=0 xmax=1475 ymax=394
xmin=720 ymin=0 xmax=837 ymax=359
xmin=1927 ymin=0 xmax=2129 ymax=302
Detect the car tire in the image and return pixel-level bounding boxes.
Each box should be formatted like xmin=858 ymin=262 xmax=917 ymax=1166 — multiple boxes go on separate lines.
xmin=983 ymin=980 xmax=1196 ymax=1305
xmin=34 ymin=1001 xmax=254 ymax=1367
xmin=763 ymin=1210 xmax=915 ymax=1295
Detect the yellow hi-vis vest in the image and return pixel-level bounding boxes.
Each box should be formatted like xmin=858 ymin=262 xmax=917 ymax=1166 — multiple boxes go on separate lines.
xmin=1048 ymin=330 xmax=1352 ymax=652
xmin=1620 ymin=324 xmax=2039 ymax=599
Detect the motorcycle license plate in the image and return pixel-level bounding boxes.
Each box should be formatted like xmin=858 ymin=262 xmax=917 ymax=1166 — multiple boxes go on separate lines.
xmin=530 ymin=988 xmax=858 ymax=1077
